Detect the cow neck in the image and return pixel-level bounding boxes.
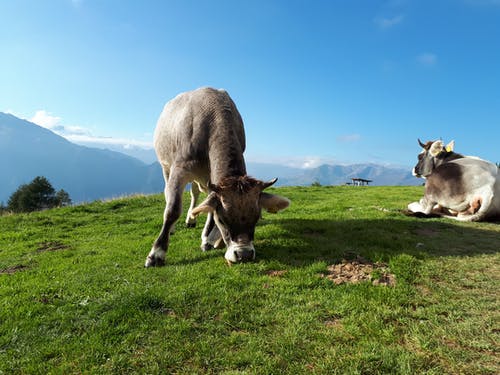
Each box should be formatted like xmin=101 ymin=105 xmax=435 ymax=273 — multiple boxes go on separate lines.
xmin=439 ymin=152 xmax=464 ymax=163
xmin=208 ymin=129 xmax=247 ymax=185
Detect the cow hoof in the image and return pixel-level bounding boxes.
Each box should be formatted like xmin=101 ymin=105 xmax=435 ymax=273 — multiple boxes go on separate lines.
xmin=201 ymin=243 xmax=213 ymax=252
xmin=145 ymin=248 xmax=166 ymax=267
xmin=145 ymin=256 xmax=165 ymax=267
xmin=186 ymin=222 xmax=196 ymax=228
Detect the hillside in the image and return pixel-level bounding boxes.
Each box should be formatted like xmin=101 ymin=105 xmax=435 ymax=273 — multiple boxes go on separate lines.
xmin=1 ymin=112 xmax=419 ymax=205
xmin=1 ymin=186 xmax=498 ymax=374
xmin=0 ymin=112 xmax=163 ymax=203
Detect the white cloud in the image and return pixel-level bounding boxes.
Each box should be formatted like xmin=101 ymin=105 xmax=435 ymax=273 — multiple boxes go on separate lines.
xmin=374 ymin=14 xmax=404 ymax=29
xmin=64 ymin=134 xmax=153 ymax=149
xmin=30 ymin=110 xmax=61 ymax=129
xmin=336 ymin=134 xmax=361 ymax=143
xmin=417 ymin=53 xmax=437 ymax=67
xmin=28 ymin=109 xmax=153 ymax=150
xmin=247 ymin=155 xmax=340 ymax=169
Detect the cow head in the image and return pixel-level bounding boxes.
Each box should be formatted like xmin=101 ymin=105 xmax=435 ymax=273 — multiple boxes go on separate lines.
xmin=413 ymin=139 xmax=455 ymax=178
xmin=190 ymin=176 xmax=290 ymax=263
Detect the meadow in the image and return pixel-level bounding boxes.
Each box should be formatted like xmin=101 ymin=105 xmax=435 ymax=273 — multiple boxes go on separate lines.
xmin=0 ymin=186 xmax=498 ymax=374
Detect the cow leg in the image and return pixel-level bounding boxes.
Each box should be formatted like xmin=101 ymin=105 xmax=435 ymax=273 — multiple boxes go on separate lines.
xmin=185 ymin=182 xmax=200 ymax=228
xmin=408 ymin=196 xmax=435 ymax=215
xmin=145 ymin=167 xmax=187 ymax=267
xmin=456 ymin=194 xmax=490 ymax=222
xmin=200 ymin=213 xmax=222 ymax=251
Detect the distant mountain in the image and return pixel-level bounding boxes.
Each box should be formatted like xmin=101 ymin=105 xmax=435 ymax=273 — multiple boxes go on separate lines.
xmin=246 ymin=162 xmax=304 ymax=182
xmin=275 ymin=163 xmax=421 ymax=186
xmin=0 ymin=113 xmax=163 ymax=203
xmin=73 ymin=141 xmax=158 ymax=164
xmin=0 ymin=112 xmax=420 ymax=204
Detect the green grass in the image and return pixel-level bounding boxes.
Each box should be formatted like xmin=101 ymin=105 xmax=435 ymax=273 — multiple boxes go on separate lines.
xmin=0 ymin=186 xmax=498 ymax=374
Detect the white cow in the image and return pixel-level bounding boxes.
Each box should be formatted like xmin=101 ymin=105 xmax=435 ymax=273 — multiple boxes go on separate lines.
xmin=145 ymin=88 xmax=290 ymax=267
xmin=408 ymin=139 xmax=500 ymax=221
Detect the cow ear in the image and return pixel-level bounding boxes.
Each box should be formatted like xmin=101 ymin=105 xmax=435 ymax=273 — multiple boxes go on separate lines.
xmin=429 ymin=140 xmax=444 ymax=156
xmin=445 ymin=140 xmax=455 ymax=152
xmin=191 ymin=193 xmax=219 ymax=217
xmin=259 ymin=192 xmax=290 ymax=213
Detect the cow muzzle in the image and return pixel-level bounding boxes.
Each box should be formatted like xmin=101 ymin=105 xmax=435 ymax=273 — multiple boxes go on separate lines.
xmin=224 ymin=243 xmax=255 ymax=264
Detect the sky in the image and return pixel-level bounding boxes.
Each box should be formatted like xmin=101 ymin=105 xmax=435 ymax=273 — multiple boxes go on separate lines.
xmin=1 ymin=0 xmax=499 ymax=168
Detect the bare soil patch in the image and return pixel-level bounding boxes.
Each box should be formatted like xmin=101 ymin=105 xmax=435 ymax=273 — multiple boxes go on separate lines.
xmin=265 ymin=270 xmax=288 ymax=277
xmin=321 ymin=256 xmax=396 ymax=286
xmin=0 ymin=265 xmax=28 ymax=275
xmin=37 ymin=241 xmax=71 ymax=253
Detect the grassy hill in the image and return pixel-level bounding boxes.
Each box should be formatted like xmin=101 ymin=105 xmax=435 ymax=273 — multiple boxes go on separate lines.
xmin=0 ymin=186 xmax=498 ymax=374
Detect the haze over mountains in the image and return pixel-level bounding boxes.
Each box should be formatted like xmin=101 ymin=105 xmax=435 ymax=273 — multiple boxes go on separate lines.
xmin=0 ymin=112 xmax=420 ymax=204
xmin=0 ymin=113 xmax=163 ymax=203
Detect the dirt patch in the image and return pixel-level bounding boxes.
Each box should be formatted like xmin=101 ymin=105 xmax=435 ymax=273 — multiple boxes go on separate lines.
xmin=324 ymin=319 xmax=343 ymax=328
xmin=37 ymin=241 xmax=71 ymax=253
xmin=265 ymin=270 xmax=288 ymax=277
xmin=0 ymin=265 xmax=28 ymax=275
xmin=321 ymin=256 xmax=396 ymax=286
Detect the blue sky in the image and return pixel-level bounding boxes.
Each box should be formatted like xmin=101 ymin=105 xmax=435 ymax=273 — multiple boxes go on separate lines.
xmin=1 ymin=0 xmax=499 ymax=168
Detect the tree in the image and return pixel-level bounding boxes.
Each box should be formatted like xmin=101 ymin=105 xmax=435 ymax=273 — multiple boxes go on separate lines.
xmin=7 ymin=176 xmax=71 ymax=213
xmin=55 ymin=189 xmax=72 ymax=207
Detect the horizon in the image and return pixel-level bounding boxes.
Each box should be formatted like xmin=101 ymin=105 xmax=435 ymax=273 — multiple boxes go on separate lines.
xmin=1 ymin=1 xmax=499 ymax=168
xmin=2 ymin=110 xmax=416 ymax=171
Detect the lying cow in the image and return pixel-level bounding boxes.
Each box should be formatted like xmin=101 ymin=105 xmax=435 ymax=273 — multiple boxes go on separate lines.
xmin=408 ymin=139 xmax=500 ymax=221
xmin=145 ymin=87 xmax=290 ymax=267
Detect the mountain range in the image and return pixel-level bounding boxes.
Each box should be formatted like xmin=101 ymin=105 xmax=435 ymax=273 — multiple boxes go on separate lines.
xmin=0 ymin=112 xmax=420 ymax=204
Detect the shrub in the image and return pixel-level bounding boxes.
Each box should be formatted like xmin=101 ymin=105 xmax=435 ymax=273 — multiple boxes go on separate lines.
xmin=7 ymin=176 xmax=71 ymax=213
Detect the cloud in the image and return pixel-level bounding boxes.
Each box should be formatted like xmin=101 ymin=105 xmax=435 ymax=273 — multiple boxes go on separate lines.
xmin=246 ymin=155 xmax=340 ymax=169
xmin=374 ymin=14 xmax=404 ymax=29
xmin=336 ymin=134 xmax=361 ymax=143
xmin=30 ymin=110 xmax=61 ymax=129
xmin=29 ymin=109 xmax=153 ymax=150
xmin=64 ymin=134 xmax=153 ymax=149
xmin=417 ymin=53 xmax=437 ymax=67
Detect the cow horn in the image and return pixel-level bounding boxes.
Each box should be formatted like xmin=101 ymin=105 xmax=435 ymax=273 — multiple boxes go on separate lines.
xmin=418 ymin=138 xmax=426 ymax=148
xmin=261 ymin=178 xmax=278 ymax=190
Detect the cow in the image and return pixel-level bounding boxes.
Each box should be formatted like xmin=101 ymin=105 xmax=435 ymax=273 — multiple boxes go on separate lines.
xmin=407 ymin=139 xmax=500 ymax=221
xmin=145 ymin=87 xmax=290 ymax=267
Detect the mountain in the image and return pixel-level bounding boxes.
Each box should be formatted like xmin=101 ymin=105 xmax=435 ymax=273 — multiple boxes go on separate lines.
xmin=0 ymin=112 xmax=420 ymax=204
xmin=73 ymin=141 xmax=158 ymax=164
xmin=275 ymin=163 xmax=421 ymax=186
xmin=0 ymin=113 xmax=163 ymax=203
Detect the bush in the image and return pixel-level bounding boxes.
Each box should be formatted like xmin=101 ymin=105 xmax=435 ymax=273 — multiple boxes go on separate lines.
xmin=7 ymin=176 xmax=71 ymax=213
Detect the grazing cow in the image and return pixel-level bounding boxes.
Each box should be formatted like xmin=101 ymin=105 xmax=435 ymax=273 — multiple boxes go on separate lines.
xmin=408 ymin=139 xmax=500 ymax=221
xmin=145 ymin=87 xmax=290 ymax=267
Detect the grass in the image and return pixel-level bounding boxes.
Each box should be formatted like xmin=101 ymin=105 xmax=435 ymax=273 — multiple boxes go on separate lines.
xmin=0 ymin=186 xmax=498 ymax=374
